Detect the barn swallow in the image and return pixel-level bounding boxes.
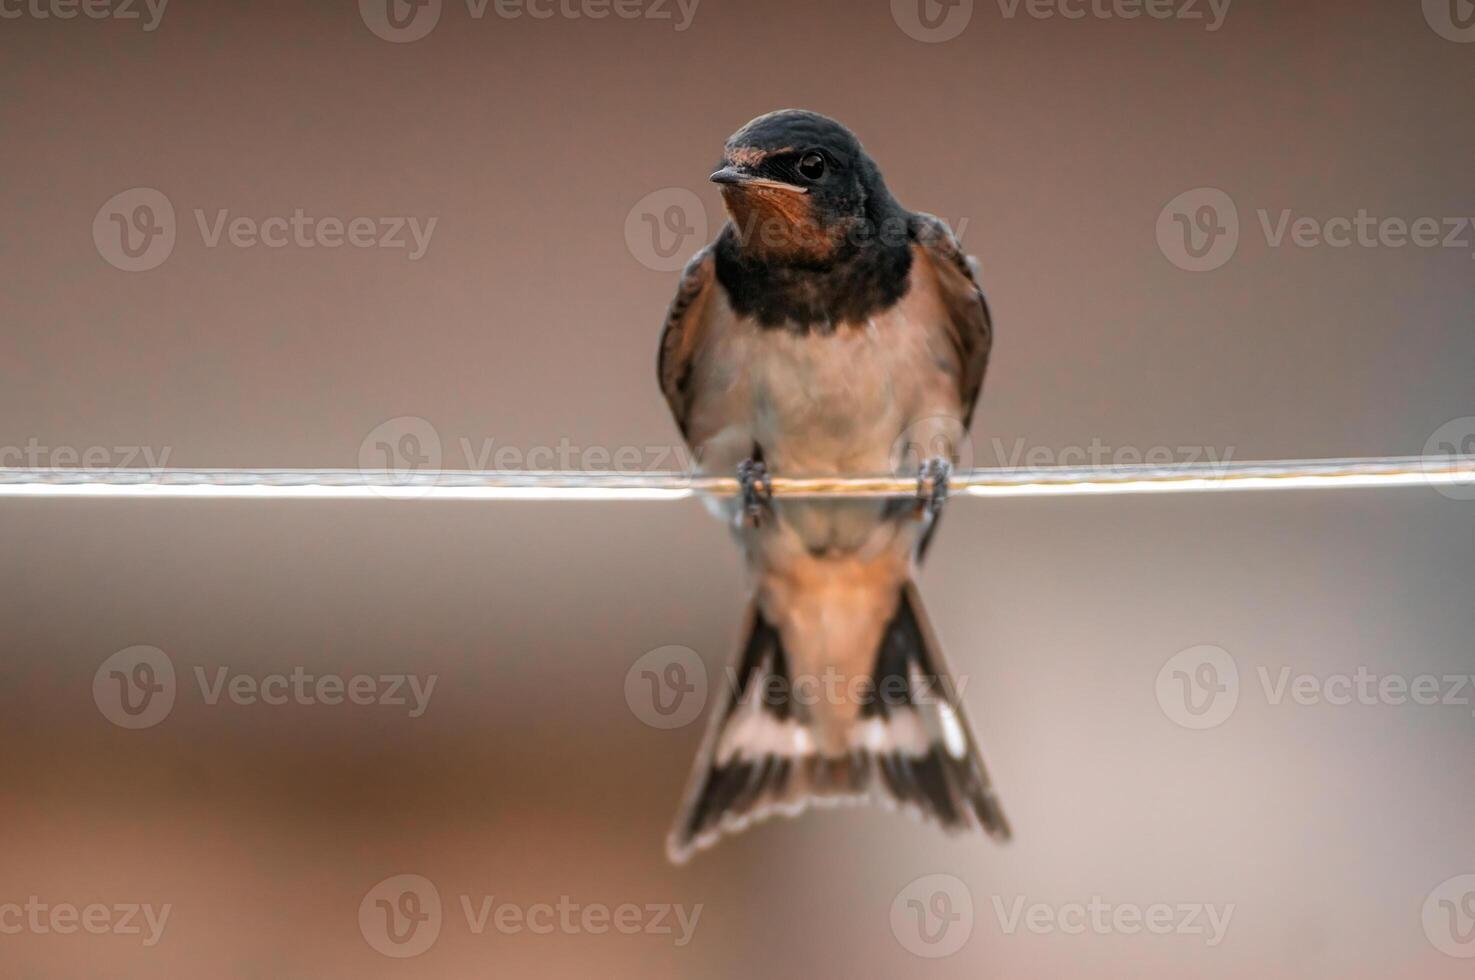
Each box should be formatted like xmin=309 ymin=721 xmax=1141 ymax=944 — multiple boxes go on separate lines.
xmin=657 ymin=109 xmax=1008 ymax=862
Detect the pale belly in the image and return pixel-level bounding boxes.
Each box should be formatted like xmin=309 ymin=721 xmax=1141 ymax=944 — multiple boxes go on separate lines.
xmin=749 ymin=322 xmax=912 ymax=475
xmin=691 ymin=311 xmax=958 ymax=472
xmin=685 ymin=290 xmax=965 ymax=558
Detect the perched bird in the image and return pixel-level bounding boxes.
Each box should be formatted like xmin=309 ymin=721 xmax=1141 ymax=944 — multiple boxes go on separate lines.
xmin=657 ymin=109 xmax=1008 ymax=863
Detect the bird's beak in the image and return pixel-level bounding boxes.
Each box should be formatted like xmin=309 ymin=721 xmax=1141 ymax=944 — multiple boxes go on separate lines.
xmin=709 ymin=166 xmax=808 ymax=195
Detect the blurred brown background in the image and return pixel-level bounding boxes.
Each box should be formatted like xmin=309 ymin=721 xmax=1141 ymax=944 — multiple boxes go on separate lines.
xmin=2 ymin=0 xmax=1473 ymax=976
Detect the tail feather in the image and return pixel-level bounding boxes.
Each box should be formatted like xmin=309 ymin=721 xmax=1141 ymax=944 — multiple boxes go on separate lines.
xmin=666 ymin=582 xmax=1009 ymax=863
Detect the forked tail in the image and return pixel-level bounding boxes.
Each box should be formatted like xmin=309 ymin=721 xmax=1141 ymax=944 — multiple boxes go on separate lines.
xmin=667 ymin=581 xmax=1010 ymax=863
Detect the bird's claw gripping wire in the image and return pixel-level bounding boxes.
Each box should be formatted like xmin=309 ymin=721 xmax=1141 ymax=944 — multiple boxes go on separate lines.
xmin=917 ymin=456 xmax=952 ymax=521
xmin=737 ymin=458 xmax=774 ymax=526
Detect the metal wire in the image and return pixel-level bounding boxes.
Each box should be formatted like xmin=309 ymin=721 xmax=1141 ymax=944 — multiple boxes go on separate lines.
xmin=0 ymin=456 xmax=1470 ymax=500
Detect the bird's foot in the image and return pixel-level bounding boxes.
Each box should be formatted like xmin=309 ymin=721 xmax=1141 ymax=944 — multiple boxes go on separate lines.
xmin=916 ymin=456 xmax=952 ymax=521
xmin=737 ymin=458 xmax=773 ymax=527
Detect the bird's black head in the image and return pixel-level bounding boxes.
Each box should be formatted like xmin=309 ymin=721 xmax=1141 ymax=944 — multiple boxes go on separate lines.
xmin=711 ymin=109 xmax=903 ymax=266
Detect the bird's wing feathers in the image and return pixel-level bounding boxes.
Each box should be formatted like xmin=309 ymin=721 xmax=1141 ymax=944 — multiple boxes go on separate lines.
xmin=909 ymin=213 xmax=993 ymax=428
xmin=657 ymin=245 xmax=718 ymax=439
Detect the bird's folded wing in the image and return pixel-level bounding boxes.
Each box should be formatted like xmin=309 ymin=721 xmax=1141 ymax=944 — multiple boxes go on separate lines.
xmin=910 ymin=212 xmax=994 ymax=428
xmin=657 ymin=245 xmax=718 ymax=440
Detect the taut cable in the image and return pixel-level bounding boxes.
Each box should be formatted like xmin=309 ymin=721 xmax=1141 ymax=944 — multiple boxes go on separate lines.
xmin=0 ymin=456 xmax=1469 ymax=500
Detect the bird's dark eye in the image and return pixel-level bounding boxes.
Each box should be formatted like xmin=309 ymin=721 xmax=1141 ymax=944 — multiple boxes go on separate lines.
xmin=797 ymin=152 xmax=826 ymax=181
